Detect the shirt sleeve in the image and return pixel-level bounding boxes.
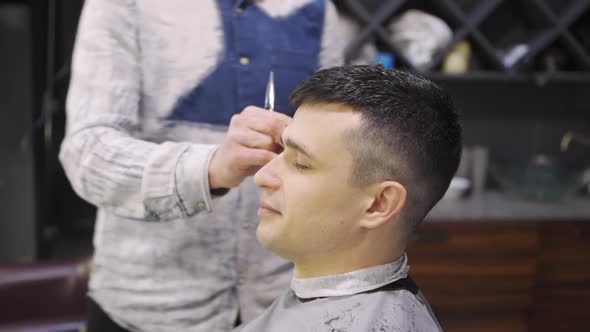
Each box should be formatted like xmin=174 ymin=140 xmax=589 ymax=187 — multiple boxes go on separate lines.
xmin=320 ymin=1 xmax=377 ymax=69
xmin=59 ymin=0 xmax=216 ymax=221
xmin=318 ymin=1 xmax=348 ymax=69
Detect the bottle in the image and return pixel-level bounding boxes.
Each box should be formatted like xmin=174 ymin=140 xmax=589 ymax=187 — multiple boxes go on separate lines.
xmin=442 ymin=41 xmax=471 ymax=74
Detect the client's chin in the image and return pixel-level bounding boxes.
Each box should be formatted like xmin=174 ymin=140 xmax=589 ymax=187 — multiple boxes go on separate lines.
xmin=255 ymin=227 xmax=291 ymax=259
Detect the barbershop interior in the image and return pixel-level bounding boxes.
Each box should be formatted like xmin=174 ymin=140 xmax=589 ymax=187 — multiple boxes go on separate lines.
xmin=1 ymin=0 xmax=589 ymax=331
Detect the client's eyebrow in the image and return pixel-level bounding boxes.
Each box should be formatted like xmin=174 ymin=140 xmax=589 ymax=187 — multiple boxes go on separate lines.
xmin=281 ymin=134 xmax=317 ymax=161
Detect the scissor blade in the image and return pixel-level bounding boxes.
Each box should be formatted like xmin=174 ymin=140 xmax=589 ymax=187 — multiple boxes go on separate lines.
xmin=264 ymin=71 xmax=275 ymax=111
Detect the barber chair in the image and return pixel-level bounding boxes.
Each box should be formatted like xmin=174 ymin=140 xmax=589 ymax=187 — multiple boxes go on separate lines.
xmin=0 ymin=255 xmax=91 ymax=332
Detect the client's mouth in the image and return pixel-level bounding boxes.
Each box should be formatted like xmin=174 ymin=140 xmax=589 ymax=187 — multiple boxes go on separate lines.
xmin=258 ymin=201 xmax=282 ymax=216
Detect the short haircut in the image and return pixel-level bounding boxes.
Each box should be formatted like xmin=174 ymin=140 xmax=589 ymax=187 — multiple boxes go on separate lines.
xmin=290 ymin=65 xmax=462 ymax=229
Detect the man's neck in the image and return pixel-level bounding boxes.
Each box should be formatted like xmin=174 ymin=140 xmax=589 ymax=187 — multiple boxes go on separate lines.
xmin=293 ymin=247 xmax=405 ymax=278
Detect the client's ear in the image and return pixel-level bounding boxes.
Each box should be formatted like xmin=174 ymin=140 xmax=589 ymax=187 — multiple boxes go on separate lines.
xmin=360 ymin=181 xmax=407 ymax=229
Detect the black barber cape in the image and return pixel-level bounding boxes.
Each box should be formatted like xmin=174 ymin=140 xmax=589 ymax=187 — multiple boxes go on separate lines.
xmin=234 ymin=277 xmax=442 ymax=332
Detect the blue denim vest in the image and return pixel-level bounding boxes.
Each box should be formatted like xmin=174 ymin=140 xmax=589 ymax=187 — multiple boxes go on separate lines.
xmin=167 ymin=0 xmax=325 ymax=125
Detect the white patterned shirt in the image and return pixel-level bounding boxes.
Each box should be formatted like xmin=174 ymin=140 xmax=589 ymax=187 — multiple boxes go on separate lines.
xmin=59 ymin=0 xmax=347 ymax=330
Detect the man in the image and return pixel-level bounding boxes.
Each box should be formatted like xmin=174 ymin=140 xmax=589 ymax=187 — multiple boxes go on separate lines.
xmin=239 ymin=65 xmax=462 ymax=331
xmin=59 ymin=0 xmax=349 ymax=331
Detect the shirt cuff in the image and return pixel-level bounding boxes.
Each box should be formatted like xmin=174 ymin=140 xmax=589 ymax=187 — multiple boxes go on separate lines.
xmin=175 ymin=144 xmax=218 ymax=216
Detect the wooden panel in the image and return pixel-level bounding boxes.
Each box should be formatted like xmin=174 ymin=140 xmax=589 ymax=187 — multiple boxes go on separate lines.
xmin=530 ymin=222 xmax=590 ymax=332
xmin=407 ymin=222 xmax=538 ymax=332
xmin=441 ymin=315 xmax=528 ymax=332
xmin=409 ymin=222 xmax=538 ymax=255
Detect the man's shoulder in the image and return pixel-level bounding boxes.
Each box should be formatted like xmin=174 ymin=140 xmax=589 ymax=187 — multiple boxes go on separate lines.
xmin=281 ymin=288 xmax=440 ymax=331
xmin=335 ymin=288 xmax=442 ymax=332
xmin=237 ymin=288 xmax=441 ymax=332
xmin=378 ymin=288 xmax=442 ymax=331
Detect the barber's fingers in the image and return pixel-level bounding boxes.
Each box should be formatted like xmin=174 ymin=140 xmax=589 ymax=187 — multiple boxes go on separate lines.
xmin=236 ymin=106 xmax=291 ymax=144
xmin=241 ymin=105 xmax=292 ymax=123
xmin=234 ymin=147 xmax=278 ymax=171
xmin=229 ymin=128 xmax=282 ymax=152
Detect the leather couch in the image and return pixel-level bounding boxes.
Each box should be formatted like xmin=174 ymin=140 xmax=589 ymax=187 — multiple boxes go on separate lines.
xmin=0 ymin=255 xmax=91 ymax=332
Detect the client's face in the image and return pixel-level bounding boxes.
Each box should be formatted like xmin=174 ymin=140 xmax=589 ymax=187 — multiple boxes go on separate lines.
xmin=253 ymin=103 xmax=368 ymax=262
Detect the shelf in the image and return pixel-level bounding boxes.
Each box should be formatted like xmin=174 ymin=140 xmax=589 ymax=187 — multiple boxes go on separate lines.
xmin=337 ymin=0 xmax=590 ymax=75
xmin=426 ymin=191 xmax=590 ymax=222
xmin=425 ymin=70 xmax=590 ymax=83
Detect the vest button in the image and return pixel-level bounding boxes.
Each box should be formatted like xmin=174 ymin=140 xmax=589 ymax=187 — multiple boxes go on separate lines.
xmin=239 ymin=56 xmax=250 ymax=65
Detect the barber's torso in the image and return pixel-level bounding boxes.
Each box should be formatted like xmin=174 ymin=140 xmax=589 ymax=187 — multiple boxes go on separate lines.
xmin=88 ymin=1 xmax=341 ymax=331
xmin=138 ymin=0 xmax=324 ymax=140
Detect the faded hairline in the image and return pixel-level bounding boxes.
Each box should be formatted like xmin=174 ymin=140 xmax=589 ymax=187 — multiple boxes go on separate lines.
xmin=341 ymin=121 xmax=430 ymax=234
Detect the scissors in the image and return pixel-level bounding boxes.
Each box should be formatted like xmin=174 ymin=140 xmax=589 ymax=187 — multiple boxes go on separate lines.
xmin=264 ymin=70 xmax=284 ymax=150
xmin=264 ymin=71 xmax=275 ymax=112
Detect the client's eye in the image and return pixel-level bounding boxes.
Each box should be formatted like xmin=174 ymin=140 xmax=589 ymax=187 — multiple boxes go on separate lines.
xmin=294 ymin=162 xmax=311 ymax=170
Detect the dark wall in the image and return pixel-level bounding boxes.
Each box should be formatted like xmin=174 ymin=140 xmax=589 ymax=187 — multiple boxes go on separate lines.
xmin=0 ymin=0 xmax=90 ymax=262
xmin=0 ymin=3 xmax=36 ymax=262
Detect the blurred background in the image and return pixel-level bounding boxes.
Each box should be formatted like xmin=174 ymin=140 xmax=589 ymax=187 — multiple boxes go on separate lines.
xmin=1 ymin=0 xmax=589 ymax=331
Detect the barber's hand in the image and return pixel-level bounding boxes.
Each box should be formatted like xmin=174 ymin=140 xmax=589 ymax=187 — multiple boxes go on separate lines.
xmin=208 ymin=106 xmax=290 ymax=189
